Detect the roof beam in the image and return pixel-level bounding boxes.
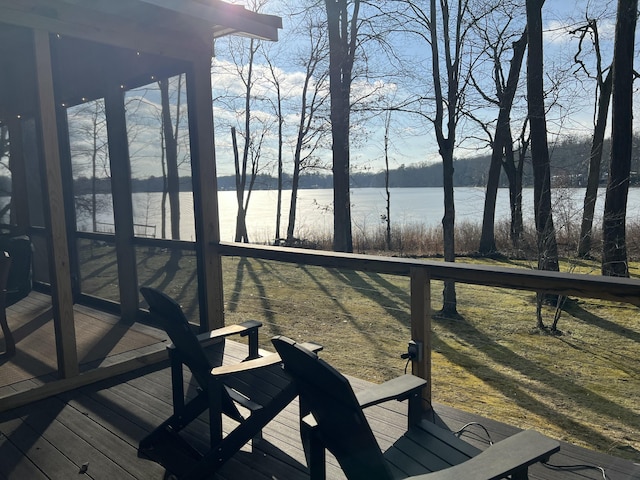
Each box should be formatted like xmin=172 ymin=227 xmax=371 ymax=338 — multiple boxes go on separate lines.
xmin=138 ymin=0 xmax=282 ymax=41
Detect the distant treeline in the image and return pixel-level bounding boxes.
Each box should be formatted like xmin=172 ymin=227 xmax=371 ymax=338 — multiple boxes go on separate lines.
xmin=220 ymin=134 xmax=640 ymax=190
xmin=3 ymin=135 xmax=640 ymax=195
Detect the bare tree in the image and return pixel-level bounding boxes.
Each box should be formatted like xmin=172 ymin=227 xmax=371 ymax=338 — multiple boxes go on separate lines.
xmin=508 ymin=118 xmax=530 ymax=245
xmin=474 ymin=13 xmax=528 ymax=254
xmin=67 ymin=100 xmax=110 ymax=232
xmin=405 ymin=0 xmax=486 ymax=315
xmin=573 ymin=19 xmax=613 ymax=258
xmin=325 ymin=0 xmax=359 ymax=252
xmin=285 ymin=17 xmax=330 ymax=245
xmin=0 ymin=124 xmax=11 ymax=222
xmin=526 ymin=0 xmax=559 ymax=275
xmin=235 ymin=37 xmax=260 ymax=243
xmin=159 ymin=76 xmax=182 ymax=241
xmin=264 ymin=54 xmax=285 ymax=243
xmin=383 ymin=108 xmax=393 ymax=250
xmin=220 ymin=32 xmax=274 ymax=243
xmin=602 ymin=0 xmax=638 ymax=276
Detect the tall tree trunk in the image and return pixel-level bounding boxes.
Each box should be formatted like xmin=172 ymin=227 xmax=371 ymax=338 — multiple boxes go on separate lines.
xmin=91 ymin=114 xmax=98 ymax=233
xmin=602 ymin=0 xmax=638 ymax=276
xmin=286 ymin=51 xmax=315 ymax=245
xmin=429 ymin=0 xmax=463 ymax=315
xmin=507 ymin=123 xmax=529 ymax=245
xmin=275 ymin=88 xmax=283 ymax=244
xmin=526 ymin=0 xmax=559 ymax=273
xmin=160 ymin=130 xmax=167 ymax=238
xmin=479 ymin=143 xmax=502 ymax=254
xmin=479 ymin=30 xmax=527 ymax=254
xmin=232 ymin=127 xmax=249 ymax=243
xmin=286 ymin=159 xmax=301 ymax=244
xmin=578 ymin=70 xmax=612 ymax=258
xmin=325 ymin=0 xmax=358 ymax=253
xmin=285 ymin=73 xmax=315 ymax=245
xmin=441 ymin=143 xmax=457 ymax=315
xmin=160 ymin=78 xmax=181 ymax=241
xmin=384 ymin=110 xmax=392 ymax=250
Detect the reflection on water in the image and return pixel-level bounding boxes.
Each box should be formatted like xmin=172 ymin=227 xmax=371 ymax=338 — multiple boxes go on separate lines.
xmin=61 ymin=187 xmax=640 ymax=244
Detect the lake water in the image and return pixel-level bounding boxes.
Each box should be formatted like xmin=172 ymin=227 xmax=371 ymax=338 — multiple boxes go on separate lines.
xmin=101 ymin=187 xmax=640 ymax=243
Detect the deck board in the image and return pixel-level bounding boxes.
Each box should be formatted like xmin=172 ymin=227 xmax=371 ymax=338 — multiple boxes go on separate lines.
xmin=0 ymin=292 xmax=167 ymax=389
xmin=0 ymin=340 xmax=638 ymax=479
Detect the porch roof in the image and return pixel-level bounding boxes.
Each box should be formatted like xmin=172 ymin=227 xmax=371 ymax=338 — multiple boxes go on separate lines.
xmin=0 ymin=0 xmax=281 ymax=116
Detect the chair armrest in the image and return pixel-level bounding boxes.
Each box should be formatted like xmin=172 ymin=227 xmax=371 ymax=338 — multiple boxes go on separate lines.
xmin=299 ymin=341 xmax=324 ymax=353
xmin=356 ymin=374 xmax=427 ymax=409
xmin=211 ymin=353 xmax=282 ymax=377
xmin=167 ymin=320 xmax=263 ymax=360
xmin=194 ymin=319 xmax=262 ymax=345
xmin=412 ymin=430 xmax=560 ymax=480
xmin=210 ymin=342 xmax=323 ymax=377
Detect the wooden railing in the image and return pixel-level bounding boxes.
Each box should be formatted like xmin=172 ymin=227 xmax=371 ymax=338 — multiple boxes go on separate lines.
xmin=216 ymin=241 xmax=640 ymax=410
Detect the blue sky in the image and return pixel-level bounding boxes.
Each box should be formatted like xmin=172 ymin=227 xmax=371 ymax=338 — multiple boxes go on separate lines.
xmin=207 ymin=0 xmax=631 ymax=179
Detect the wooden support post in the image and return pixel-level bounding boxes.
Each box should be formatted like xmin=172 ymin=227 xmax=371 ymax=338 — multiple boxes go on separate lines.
xmin=33 ymin=29 xmax=78 ymax=378
xmin=55 ymin=108 xmax=81 ymax=301
xmin=186 ymin=56 xmax=225 ymax=331
xmin=410 ymin=266 xmax=431 ymax=411
xmin=104 ymin=84 xmax=138 ymax=322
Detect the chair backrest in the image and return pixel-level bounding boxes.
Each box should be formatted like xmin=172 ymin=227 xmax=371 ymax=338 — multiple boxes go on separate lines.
xmin=272 ymin=336 xmax=392 ymax=480
xmin=140 ymin=287 xmax=213 ymax=386
xmin=1 ymin=235 xmax=31 ymax=306
xmin=0 ymin=251 xmax=11 ymax=309
xmin=0 ymin=251 xmax=11 ymax=291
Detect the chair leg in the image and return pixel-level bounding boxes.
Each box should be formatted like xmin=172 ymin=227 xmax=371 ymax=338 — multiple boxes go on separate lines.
xmin=303 ymin=422 xmax=326 ymax=480
xmin=407 ymin=389 xmax=422 ymax=429
xmin=511 ymin=468 xmax=529 ymax=480
xmin=139 ymin=392 xmax=210 ymax=450
xmin=0 ymin=311 xmax=15 ymax=357
xmin=300 ymin=395 xmax=326 ymax=480
xmin=184 ymin=381 xmax=299 ymax=480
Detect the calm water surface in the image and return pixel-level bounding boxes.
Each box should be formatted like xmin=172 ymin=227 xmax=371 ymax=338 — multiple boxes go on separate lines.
xmin=76 ymin=187 xmax=640 ymax=243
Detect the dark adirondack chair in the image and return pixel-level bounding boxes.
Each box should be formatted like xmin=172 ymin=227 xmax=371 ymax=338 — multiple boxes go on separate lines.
xmin=272 ymin=336 xmax=560 ymax=480
xmin=0 ymin=235 xmax=32 ymax=307
xmin=0 ymin=251 xmax=15 ymax=357
xmin=139 ymin=287 xmax=307 ymax=480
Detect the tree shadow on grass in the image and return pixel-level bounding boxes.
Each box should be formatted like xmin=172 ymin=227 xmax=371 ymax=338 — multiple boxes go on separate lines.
xmin=562 ymin=301 xmax=640 ymax=343
xmin=227 ymin=257 xmax=277 ymax=327
xmin=225 ymin=257 xmax=247 ymax=315
xmin=295 ymin=265 xmax=398 ymax=359
xmin=138 ymin=256 xmax=179 ymax=293
xmin=326 ymin=268 xmax=410 ymax=326
xmin=434 ymin=314 xmax=638 ymax=454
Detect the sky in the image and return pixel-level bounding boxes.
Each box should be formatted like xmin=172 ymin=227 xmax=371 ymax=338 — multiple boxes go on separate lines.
xmin=206 ymin=0 xmax=630 ymax=178
xmin=62 ymin=0 xmax=632 ymax=182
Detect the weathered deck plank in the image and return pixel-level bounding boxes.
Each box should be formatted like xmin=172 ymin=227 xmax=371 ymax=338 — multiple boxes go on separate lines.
xmin=0 ymin=340 xmax=638 ymax=480
xmin=0 ymin=292 xmax=166 ymax=391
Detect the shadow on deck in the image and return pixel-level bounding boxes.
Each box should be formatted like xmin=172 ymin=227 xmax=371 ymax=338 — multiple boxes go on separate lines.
xmin=0 ymin=291 xmax=168 ymax=397
xmin=0 ymin=339 xmax=637 ymax=479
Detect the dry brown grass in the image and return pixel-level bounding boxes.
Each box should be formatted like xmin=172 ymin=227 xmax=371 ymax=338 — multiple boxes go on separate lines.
xmin=317 ymin=218 xmax=640 ymax=261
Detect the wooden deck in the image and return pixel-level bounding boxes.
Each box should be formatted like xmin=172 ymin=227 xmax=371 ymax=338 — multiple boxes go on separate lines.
xmin=0 ymin=292 xmax=168 ymax=397
xmin=0 ymin=339 xmax=637 ymax=480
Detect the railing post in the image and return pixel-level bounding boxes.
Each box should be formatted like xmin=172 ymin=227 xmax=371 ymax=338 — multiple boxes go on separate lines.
xmin=410 ymin=266 xmax=431 ymax=412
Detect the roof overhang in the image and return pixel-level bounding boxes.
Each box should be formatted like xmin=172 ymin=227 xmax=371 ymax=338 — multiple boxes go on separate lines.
xmin=139 ymin=0 xmax=283 ymax=41
xmin=0 ymin=0 xmax=282 ymax=59
xmin=0 ymin=0 xmax=282 ymax=118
